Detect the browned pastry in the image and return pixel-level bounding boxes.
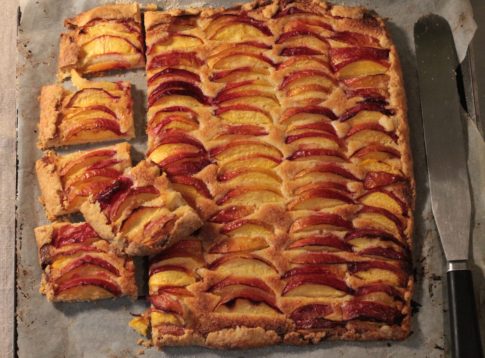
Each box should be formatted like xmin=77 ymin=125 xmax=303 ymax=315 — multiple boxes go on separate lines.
xmin=34 ymin=221 xmax=137 ymax=302
xmin=138 ymin=0 xmax=415 ymax=349
xmin=37 ymin=72 xmax=135 ymax=149
xmin=80 ymin=160 xmax=203 ymax=256
xmin=35 ymin=142 xmax=131 ymax=220
xmin=57 ymin=4 xmax=145 ymax=80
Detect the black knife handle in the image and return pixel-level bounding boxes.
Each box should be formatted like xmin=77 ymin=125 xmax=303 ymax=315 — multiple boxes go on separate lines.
xmin=447 ymin=268 xmax=484 ymax=358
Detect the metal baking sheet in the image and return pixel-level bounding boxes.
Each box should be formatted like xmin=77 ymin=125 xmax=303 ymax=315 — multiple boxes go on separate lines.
xmin=16 ymin=0 xmax=484 ymax=357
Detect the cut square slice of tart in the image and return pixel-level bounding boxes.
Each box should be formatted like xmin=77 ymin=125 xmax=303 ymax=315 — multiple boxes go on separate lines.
xmin=34 ymin=221 xmax=137 ymax=302
xmin=81 ymin=160 xmax=203 ymax=256
xmin=37 ymin=71 xmax=135 ymax=149
xmin=35 ymin=142 xmax=132 ymax=220
xmin=57 ymin=3 xmax=145 ymax=80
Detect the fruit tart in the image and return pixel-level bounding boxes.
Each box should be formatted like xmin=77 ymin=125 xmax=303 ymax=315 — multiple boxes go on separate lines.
xmin=80 ymin=160 xmax=203 ymax=256
xmin=37 ymin=71 xmax=135 ymax=149
xmin=34 ymin=221 xmax=137 ymax=302
xmin=138 ymin=0 xmax=415 ymax=349
xmin=57 ymin=3 xmax=145 ymax=80
xmin=35 ymin=142 xmax=131 ymax=220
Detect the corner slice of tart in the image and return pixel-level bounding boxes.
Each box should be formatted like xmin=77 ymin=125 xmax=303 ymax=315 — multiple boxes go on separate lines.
xmin=35 ymin=142 xmax=131 ymax=220
xmin=37 ymin=71 xmax=135 ymax=149
xmin=34 ymin=221 xmax=137 ymax=302
xmin=80 ymin=160 xmax=203 ymax=256
xmin=57 ymin=3 xmax=145 ymax=80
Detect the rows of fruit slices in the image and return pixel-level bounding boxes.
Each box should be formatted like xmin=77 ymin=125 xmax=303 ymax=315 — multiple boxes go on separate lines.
xmin=33 ymin=0 xmax=413 ymax=344
xmin=141 ymin=1 xmax=412 ymax=344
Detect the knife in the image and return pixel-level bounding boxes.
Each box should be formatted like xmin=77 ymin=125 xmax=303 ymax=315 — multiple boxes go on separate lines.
xmin=414 ymin=15 xmax=483 ymax=358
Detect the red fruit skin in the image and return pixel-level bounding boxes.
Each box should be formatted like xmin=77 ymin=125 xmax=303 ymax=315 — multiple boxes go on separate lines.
xmin=330 ymin=47 xmax=390 ymax=72
xmin=148 ymin=68 xmax=201 ymax=85
xmin=210 ymin=276 xmax=273 ymax=293
xmin=58 ymin=255 xmax=120 ymax=277
xmin=342 ymin=301 xmax=403 ymax=325
xmin=150 ymin=293 xmax=185 ymax=315
xmin=282 ymin=274 xmax=353 ymax=295
xmin=66 ymin=88 xmax=120 ymax=108
xmin=147 ymin=51 xmax=203 ymax=70
xmin=287 ymin=235 xmax=352 ymax=251
xmin=363 ymin=171 xmax=404 ymax=189
xmin=290 ymin=304 xmax=339 ymax=329
xmin=170 ymin=175 xmax=212 ymax=199
xmin=55 ymin=277 xmax=122 ymax=296
xmin=148 ymin=81 xmax=210 ymax=106
xmin=339 ymin=102 xmax=395 ymax=122
xmin=52 ymin=223 xmax=99 ymax=248
xmin=281 ymin=105 xmax=337 ymax=122
xmin=209 ymin=206 xmax=253 ymax=223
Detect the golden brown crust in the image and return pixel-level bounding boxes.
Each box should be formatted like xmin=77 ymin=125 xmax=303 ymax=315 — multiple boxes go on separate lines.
xmin=142 ymin=0 xmax=415 ymax=349
xmin=34 ymin=221 xmax=137 ymax=302
xmin=37 ymin=85 xmax=64 ymax=149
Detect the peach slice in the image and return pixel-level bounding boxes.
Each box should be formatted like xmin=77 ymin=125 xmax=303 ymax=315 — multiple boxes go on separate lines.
xmin=151 ymin=311 xmax=183 ymax=327
xmin=108 ymin=186 xmax=160 ymax=223
xmin=61 ymin=118 xmax=123 ymax=143
xmin=281 ymin=105 xmax=337 ymax=123
xmin=148 ymin=81 xmax=210 ymax=107
xmin=343 ymin=73 xmax=389 ymax=90
xmin=342 ymin=301 xmax=403 ymax=324
xmin=216 ymin=104 xmax=272 ymax=125
xmin=282 ymin=265 xmax=343 ymax=279
xmin=363 ymin=171 xmax=405 ymax=190
xmin=118 ymin=206 xmax=160 ymax=238
xmin=215 ymin=298 xmax=279 ymax=316
xmin=286 ymin=131 xmax=341 ymax=150
xmin=344 ymin=229 xmax=405 ymax=249
xmin=330 ymin=47 xmax=389 ymax=71
xmin=147 ymin=68 xmax=201 ymax=87
xmin=212 ymin=53 xmax=274 ymax=70
xmin=209 ymin=254 xmax=278 ymax=277
xmin=218 ymin=155 xmax=281 ymax=173
xmin=59 ymin=149 xmax=116 ymax=177
xmin=210 ymin=141 xmax=282 ymax=163
xmin=55 ymin=277 xmax=121 ymax=297
xmin=211 ymin=67 xmax=270 ymax=83
xmin=288 ymin=148 xmax=347 ymax=162
xmin=220 ymin=219 xmax=273 ymax=237
xmin=280 ymin=70 xmax=336 ymax=91
xmin=287 ymin=234 xmax=352 ymax=251
xmin=215 ymin=125 xmax=268 ymax=138
xmin=149 ymin=269 xmax=195 ymax=289
xmin=209 ymin=206 xmax=254 ymax=223
xmin=217 ymin=169 xmax=281 ymax=188
xmin=290 ymin=304 xmax=337 ymax=329
xmin=349 ymin=264 xmax=403 ymax=287
xmin=162 ymin=157 xmax=211 ymax=177
xmin=147 ymin=34 xmax=203 ymax=55
xmin=65 ymin=88 xmax=120 ymax=108
xmin=147 ymin=51 xmax=203 ymax=70
xmin=358 ymin=189 xmax=407 ymax=216
xmin=351 ymin=144 xmax=401 ymax=161
xmin=294 ymin=163 xmax=359 ymax=182
xmin=277 ymin=56 xmax=331 ymax=72
xmin=288 ymin=188 xmax=353 ymax=210
xmin=210 ymin=276 xmax=273 ymax=293
xmin=282 ymin=275 xmax=351 ymax=297
xmin=209 ymin=236 xmax=269 ymax=254
xmin=353 ymin=206 xmax=403 ymax=239
xmin=290 ymin=213 xmax=352 ymax=233
xmin=207 ymin=16 xmax=272 ymax=41
xmin=346 ymin=123 xmax=397 ymax=149
xmin=81 ymin=35 xmax=141 ymax=57
xmin=148 ymin=143 xmax=203 ymax=165
xmin=340 ymin=102 xmax=395 ymax=122
xmin=52 ymin=223 xmax=98 ymax=248
xmin=216 ymin=187 xmax=283 ymax=206
xmin=280 ymin=47 xmax=324 ymax=56
xmin=338 ymin=61 xmax=389 ymax=79
xmin=289 ymin=251 xmax=348 ymax=265
xmin=150 ymin=292 xmax=184 ymax=315
xmin=329 ymin=31 xmax=380 ymax=48
xmin=355 ymin=283 xmax=404 ymax=302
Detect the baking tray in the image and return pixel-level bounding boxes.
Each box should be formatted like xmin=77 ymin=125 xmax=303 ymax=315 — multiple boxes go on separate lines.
xmin=16 ymin=0 xmax=485 ymax=357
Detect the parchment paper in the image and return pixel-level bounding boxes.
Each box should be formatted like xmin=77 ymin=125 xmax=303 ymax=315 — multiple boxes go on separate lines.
xmin=16 ymin=0 xmax=484 ymax=357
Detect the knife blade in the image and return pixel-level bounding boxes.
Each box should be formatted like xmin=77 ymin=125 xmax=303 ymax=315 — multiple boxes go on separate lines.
xmin=415 ymin=15 xmax=483 ymax=358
